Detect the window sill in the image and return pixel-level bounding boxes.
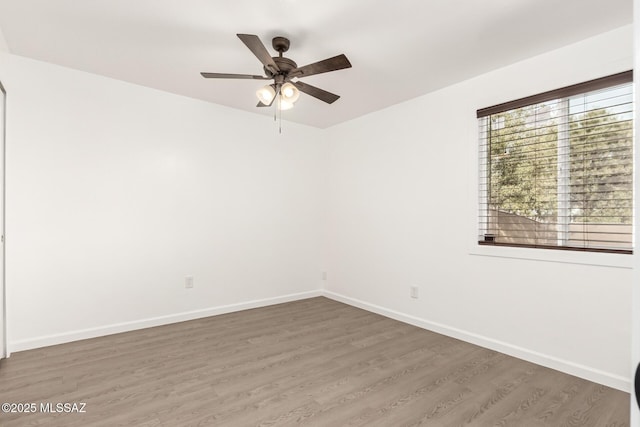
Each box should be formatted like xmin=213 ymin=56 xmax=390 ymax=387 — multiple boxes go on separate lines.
xmin=470 ymin=242 xmax=633 ymax=269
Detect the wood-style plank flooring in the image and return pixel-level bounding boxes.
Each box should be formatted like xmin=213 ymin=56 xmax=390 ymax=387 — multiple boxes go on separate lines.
xmin=0 ymin=297 xmax=630 ymax=426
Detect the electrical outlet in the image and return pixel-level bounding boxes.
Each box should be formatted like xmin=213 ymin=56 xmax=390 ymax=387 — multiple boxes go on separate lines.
xmin=322 ymin=271 xmax=327 ymax=280
xmin=185 ymin=276 xmax=194 ymax=289
xmin=410 ymin=285 xmax=419 ymax=299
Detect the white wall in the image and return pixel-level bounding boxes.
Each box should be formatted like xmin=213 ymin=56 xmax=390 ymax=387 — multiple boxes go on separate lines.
xmin=0 ymin=25 xmax=7 ymax=53
xmin=0 ymin=53 xmax=325 ymax=351
xmin=323 ymin=25 xmax=634 ymax=391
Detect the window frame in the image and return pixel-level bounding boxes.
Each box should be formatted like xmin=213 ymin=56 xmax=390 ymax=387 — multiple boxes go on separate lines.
xmin=476 ymin=70 xmax=634 ymax=255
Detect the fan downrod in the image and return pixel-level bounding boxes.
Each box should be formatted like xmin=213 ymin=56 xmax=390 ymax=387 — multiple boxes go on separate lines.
xmin=264 ymin=36 xmax=297 ymax=77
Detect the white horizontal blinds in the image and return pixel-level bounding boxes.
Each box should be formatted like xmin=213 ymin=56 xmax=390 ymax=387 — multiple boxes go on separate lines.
xmin=478 ymin=71 xmax=633 ymax=253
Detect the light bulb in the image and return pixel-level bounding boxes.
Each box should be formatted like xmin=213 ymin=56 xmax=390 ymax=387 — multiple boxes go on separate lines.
xmin=256 ymin=85 xmax=276 ymax=105
xmin=282 ymin=85 xmax=295 ymax=97
xmin=280 ymin=82 xmax=300 ymax=103
xmin=280 ymin=99 xmax=294 ymax=110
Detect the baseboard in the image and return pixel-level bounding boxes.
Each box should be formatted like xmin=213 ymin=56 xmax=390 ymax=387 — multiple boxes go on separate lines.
xmin=323 ymin=290 xmax=631 ymax=393
xmin=9 ymin=290 xmax=322 ymax=353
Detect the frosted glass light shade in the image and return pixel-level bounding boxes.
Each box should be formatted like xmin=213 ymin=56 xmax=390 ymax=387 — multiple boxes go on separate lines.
xmin=280 ymin=82 xmax=300 ymax=103
xmin=256 ymin=85 xmax=276 ymax=105
xmin=280 ymin=99 xmax=294 ymax=110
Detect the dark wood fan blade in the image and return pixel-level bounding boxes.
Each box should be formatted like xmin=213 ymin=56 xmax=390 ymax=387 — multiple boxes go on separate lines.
xmin=201 ymin=72 xmax=270 ymax=80
xmin=292 ymin=81 xmax=340 ymax=104
xmin=237 ymin=34 xmax=280 ymax=74
xmin=289 ymin=54 xmax=351 ymax=78
xmin=256 ymin=101 xmax=274 ymax=107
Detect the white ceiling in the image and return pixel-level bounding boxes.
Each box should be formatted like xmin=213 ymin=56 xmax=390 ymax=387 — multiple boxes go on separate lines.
xmin=0 ymin=0 xmax=632 ymax=128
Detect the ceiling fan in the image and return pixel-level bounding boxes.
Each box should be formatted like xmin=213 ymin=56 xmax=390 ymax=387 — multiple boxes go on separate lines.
xmin=201 ymin=34 xmax=352 ymax=110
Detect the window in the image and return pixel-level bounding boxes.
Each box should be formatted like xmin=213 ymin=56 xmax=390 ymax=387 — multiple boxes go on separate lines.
xmin=477 ymin=71 xmax=633 ymax=254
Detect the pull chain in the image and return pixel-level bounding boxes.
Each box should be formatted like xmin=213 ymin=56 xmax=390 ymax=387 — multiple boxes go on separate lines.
xmin=270 ymin=85 xmax=283 ymax=134
xmin=279 ymin=95 xmax=282 ymax=134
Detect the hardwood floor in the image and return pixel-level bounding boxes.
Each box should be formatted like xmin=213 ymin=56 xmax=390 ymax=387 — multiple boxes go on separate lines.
xmin=0 ymin=297 xmax=630 ymax=426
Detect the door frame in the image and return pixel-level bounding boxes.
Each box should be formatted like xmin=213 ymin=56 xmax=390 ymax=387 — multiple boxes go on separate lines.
xmin=632 ymin=2 xmax=640 ymax=423
xmin=0 ymin=79 xmax=5 ymax=360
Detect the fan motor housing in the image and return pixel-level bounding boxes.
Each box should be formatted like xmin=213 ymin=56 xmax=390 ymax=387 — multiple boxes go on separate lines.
xmin=264 ymin=57 xmax=297 ymax=77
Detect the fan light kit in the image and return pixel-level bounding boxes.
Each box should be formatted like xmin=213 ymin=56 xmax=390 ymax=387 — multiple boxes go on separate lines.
xmin=256 ymin=85 xmax=276 ymax=105
xmin=201 ymin=34 xmax=352 ymax=133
